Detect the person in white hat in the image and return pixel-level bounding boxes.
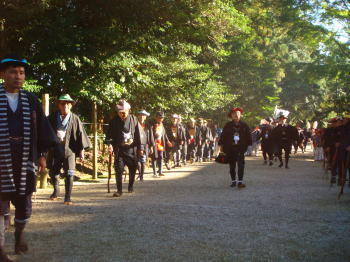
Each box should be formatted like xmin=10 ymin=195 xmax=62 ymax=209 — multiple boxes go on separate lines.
xmin=105 ymin=99 xmax=141 ymax=197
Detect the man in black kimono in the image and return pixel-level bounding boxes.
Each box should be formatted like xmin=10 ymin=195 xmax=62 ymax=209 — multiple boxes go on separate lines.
xmin=178 ymin=115 xmax=188 ymax=165
xmin=197 ymin=119 xmax=211 ymax=162
xmin=187 ymin=118 xmax=200 ymax=163
xmin=271 ymin=114 xmax=298 ymax=169
xmin=218 ymin=107 xmax=252 ymax=188
xmin=259 ymin=118 xmax=274 ymax=166
xmin=47 ymin=94 xmax=91 ymax=205
xmin=0 ymin=55 xmax=59 ymax=261
xmin=136 ymin=110 xmax=154 ymax=181
xmin=167 ymin=114 xmax=186 ymax=168
xmin=105 ymin=100 xmax=141 ymax=197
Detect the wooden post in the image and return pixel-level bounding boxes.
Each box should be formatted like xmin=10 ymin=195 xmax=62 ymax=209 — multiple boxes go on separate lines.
xmin=40 ymin=94 xmax=50 ymax=188
xmin=92 ymin=102 xmax=98 ymax=179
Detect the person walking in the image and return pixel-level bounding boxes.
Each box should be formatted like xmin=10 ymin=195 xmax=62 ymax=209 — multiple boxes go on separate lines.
xmin=218 ymin=107 xmax=252 ymax=188
xmin=259 ymin=118 xmax=274 ymax=166
xmin=271 ymin=114 xmax=298 ymax=169
xmin=0 ymin=55 xmax=59 ymax=261
xmin=150 ymin=112 xmax=171 ymax=177
xmin=105 ymin=100 xmax=141 ymax=197
xmin=136 ymin=110 xmax=154 ymax=181
xmin=47 ymin=94 xmax=91 ymax=205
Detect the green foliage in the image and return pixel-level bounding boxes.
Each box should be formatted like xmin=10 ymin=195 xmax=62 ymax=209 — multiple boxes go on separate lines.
xmin=0 ymin=0 xmax=348 ymax=127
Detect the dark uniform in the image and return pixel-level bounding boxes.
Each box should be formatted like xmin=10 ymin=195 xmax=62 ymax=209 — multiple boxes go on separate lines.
xmin=0 ymin=84 xmax=59 ymax=257
xmin=48 ymin=111 xmax=91 ymax=203
xmin=218 ymin=120 xmax=252 ymax=187
xmin=187 ymin=123 xmax=200 ymax=162
xmin=137 ymin=121 xmax=154 ymax=181
xmin=271 ymin=123 xmax=298 ymax=168
xmin=167 ymin=123 xmax=186 ymax=167
xmin=338 ymin=119 xmax=350 ymax=186
xmin=259 ymin=124 xmax=274 ymax=165
xmin=197 ymin=124 xmax=211 ymax=162
xmin=105 ymin=114 xmax=141 ymax=195
xmin=150 ymin=120 xmax=170 ymax=177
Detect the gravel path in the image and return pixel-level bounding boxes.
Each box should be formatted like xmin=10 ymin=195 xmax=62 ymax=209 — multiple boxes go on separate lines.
xmin=6 ymin=150 xmax=350 ymax=262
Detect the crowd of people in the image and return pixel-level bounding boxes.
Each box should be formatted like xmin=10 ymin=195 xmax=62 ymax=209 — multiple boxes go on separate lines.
xmin=0 ymin=54 xmax=349 ymax=262
xmin=105 ymin=101 xmax=223 ymax=197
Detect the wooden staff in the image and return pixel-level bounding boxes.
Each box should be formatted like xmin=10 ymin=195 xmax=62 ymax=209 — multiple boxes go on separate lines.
xmin=107 ymin=152 xmax=112 ymax=193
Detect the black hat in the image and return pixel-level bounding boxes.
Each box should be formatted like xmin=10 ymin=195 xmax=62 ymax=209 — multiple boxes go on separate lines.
xmin=156 ymin=112 xmax=165 ymax=118
xmin=0 ymin=55 xmax=29 ymax=71
xmin=265 ymin=117 xmax=272 ymax=123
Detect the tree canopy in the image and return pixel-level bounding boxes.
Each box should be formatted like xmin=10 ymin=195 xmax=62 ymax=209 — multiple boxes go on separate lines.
xmin=1 ymin=0 xmax=349 ymax=126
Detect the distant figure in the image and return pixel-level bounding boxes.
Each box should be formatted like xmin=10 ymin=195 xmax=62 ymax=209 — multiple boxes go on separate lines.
xmin=259 ymin=118 xmax=274 ymax=166
xmin=271 ymin=114 xmax=298 ymax=169
xmin=312 ymin=130 xmax=324 ymax=161
xmin=136 ymin=110 xmax=154 ymax=181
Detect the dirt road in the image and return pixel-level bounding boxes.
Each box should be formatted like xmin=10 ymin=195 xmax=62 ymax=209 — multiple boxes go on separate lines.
xmin=7 ymin=150 xmax=350 ymax=262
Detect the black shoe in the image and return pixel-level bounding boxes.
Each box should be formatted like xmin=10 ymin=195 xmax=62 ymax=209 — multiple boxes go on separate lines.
xmin=230 ymin=181 xmax=237 ymax=187
xmin=263 ymin=161 xmax=267 ymax=165
xmin=269 ymin=161 xmax=273 ymax=166
xmin=285 ymin=165 xmax=289 ymax=169
xmin=278 ymin=163 xmax=283 ymax=168
xmin=128 ymin=187 xmax=133 ymax=193
xmin=165 ymin=163 xmax=171 ymax=170
xmin=113 ymin=191 xmax=123 ymax=197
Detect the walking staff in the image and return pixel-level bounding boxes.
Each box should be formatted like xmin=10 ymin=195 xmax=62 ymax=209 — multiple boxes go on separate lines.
xmin=0 ymin=55 xmax=59 ymax=261
xmin=218 ymin=107 xmax=252 ymax=188
xmin=47 ymin=94 xmax=91 ymax=205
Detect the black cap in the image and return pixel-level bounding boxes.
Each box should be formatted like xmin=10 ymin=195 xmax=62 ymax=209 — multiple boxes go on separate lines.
xmin=0 ymin=54 xmax=29 ymax=71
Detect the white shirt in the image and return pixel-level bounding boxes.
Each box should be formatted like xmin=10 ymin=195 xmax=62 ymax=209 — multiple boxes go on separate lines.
xmin=5 ymin=92 xmax=19 ymax=112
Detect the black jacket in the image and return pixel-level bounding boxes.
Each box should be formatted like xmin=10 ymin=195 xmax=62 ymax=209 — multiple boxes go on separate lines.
xmin=218 ymin=120 xmax=252 ymax=154
xmin=271 ymin=124 xmax=298 ymax=145
xmin=48 ymin=112 xmax=91 ymax=157
xmin=105 ymin=114 xmax=141 ymax=159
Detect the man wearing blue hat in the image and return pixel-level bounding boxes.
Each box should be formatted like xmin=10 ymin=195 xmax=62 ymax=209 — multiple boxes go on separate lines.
xmin=137 ymin=110 xmax=154 ymax=181
xmin=0 ymin=55 xmax=59 ymax=261
xmin=47 ymin=94 xmax=91 ymax=205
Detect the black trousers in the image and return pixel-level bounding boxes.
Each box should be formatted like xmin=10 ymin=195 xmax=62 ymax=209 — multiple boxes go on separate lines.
xmin=115 ymin=154 xmax=137 ymax=192
xmin=0 ymin=193 xmax=32 ymax=224
xmin=278 ymin=143 xmax=292 ymax=163
xmin=228 ymin=150 xmax=245 ymax=181
xmin=49 ymin=154 xmax=76 ymax=177
xmin=261 ymin=142 xmax=273 ymax=161
xmin=188 ymin=143 xmax=197 ymax=159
